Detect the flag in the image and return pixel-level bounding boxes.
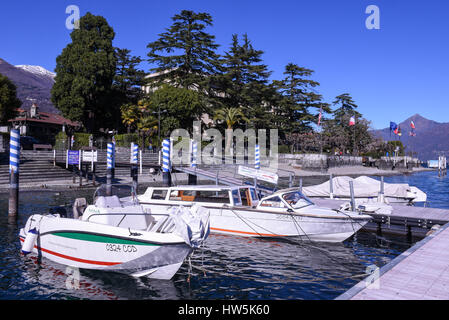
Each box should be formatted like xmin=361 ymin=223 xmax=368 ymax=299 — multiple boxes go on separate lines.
xmin=317 ymin=107 xmax=322 ymax=126
xmin=410 ymin=121 xmax=416 ymax=136
xmin=397 ymin=125 xmax=402 ymax=136
xmin=349 ymin=116 xmax=355 ymax=126
xmin=390 ymin=122 xmax=398 ymax=135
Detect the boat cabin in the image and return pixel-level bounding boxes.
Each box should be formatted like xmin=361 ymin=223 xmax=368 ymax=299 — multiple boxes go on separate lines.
xmin=139 ymin=185 xmax=260 ymax=207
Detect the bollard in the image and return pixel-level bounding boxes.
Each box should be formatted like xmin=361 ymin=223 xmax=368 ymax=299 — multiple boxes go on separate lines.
xmin=255 ymin=144 xmax=260 ymax=169
xmin=106 ymin=142 xmax=114 ymax=196
xmin=8 ymin=129 xmax=20 ymax=219
xmin=162 ymin=139 xmax=172 ymax=186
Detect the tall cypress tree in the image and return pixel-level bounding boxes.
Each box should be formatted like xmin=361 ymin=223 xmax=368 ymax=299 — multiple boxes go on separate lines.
xmin=51 ymin=12 xmax=116 ymax=132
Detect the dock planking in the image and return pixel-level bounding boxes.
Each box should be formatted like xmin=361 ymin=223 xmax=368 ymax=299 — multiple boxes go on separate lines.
xmin=336 ymin=222 xmax=449 ymax=300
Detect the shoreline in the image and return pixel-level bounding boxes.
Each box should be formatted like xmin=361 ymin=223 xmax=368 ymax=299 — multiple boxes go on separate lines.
xmin=0 ymin=165 xmax=436 ymax=194
xmin=277 ymin=163 xmax=435 ymax=178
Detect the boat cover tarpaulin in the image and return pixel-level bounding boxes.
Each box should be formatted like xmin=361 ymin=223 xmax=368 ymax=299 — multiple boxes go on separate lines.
xmin=302 ymin=176 xmax=410 ymax=198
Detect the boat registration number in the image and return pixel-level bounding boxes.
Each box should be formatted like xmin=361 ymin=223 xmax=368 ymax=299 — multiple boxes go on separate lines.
xmin=106 ymin=243 xmax=137 ymax=253
xmin=276 ymin=214 xmax=302 ymax=221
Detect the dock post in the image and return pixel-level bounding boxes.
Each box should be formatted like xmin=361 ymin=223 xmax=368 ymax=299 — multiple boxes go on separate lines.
xmin=8 ymin=129 xmax=20 ymax=220
xmin=106 ymin=143 xmax=114 ymax=196
xmin=139 ymin=149 xmax=143 ymax=175
xmin=299 ymin=178 xmax=303 ymax=194
xmin=378 ymin=176 xmax=385 ymax=202
xmin=162 ymin=139 xmax=172 ymax=187
xmin=78 ymin=150 xmax=82 ymax=187
xmin=329 ymin=174 xmax=334 ymax=199
xmin=255 ymin=144 xmax=260 ymax=169
xmin=289 ymin=173 xmax=293 ymax=188
xmin=349 ymin=180 xmax=356 ymax=211
xmin=131 ymin=143 xmax=139 ymax=193
xmin=188 ymin=140 xmax=198 ymax=185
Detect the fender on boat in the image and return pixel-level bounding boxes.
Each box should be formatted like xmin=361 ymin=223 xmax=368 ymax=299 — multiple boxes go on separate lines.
xmin=21 ymin=228 xmax=38 ymax=255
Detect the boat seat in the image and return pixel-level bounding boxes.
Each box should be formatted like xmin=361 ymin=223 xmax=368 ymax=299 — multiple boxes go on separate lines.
xmin=95 ymin=196 xmax=122 ymax=208
xmin=73 ymin=198 xmax=87 ymax=219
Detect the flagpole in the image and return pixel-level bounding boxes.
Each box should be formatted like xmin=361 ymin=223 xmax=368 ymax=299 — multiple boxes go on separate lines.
xmin=353 ymin=114 xmax=356 ymax=156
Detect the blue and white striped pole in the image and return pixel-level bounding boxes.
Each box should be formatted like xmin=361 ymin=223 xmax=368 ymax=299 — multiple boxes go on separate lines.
xmin=162 ymin=139 xmax=172 ymax=186
xmin=189 ymin=140 xmax=198 ymax=185
xmin=255 ymin=144 xmax=260 ymax=169
xmin=130 ymin=143 xmax=139 ymax=192
xmin=9 ymin=129 xmax=20 ymax=218
xmin=106 ymin=142 xmax=114 ymax=196
xmin=191 ymin=140 xmax=198 ymax=168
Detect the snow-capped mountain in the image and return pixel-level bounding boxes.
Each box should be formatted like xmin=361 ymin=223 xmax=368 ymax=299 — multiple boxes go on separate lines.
xmin=15 ymin=65 xmax=56 ymax=80
xmin=0 ymin=58 xmax=59 ymax=113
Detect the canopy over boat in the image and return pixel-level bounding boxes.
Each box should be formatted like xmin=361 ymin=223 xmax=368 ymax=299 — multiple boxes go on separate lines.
xmin=302 ymin=176 xmax=420 ymax=200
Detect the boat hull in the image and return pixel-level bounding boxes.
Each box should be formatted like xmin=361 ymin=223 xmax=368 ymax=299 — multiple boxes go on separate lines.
xmin=19 ymin=215 xmax=192 ymax=280
xmin=138 ymin=203 xmax=370 ymax=242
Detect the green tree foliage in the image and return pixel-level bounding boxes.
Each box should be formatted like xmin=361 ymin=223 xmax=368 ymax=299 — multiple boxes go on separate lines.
xmin=147 ymin=85 xmax=203 ymax=138
xmin=146 ymin=10 xmax=220 ymax=93
xmin=219 ymin=34 xmax=273 ymax=129
xmin=0 ymin=73 xmax=20 ymax=124
xmin=332 ymin=93 xmax=361 ymax=125
xmin=273 ymin=63 xmax=330 ymax=140
xmin=213 ymin=107 xmax=249 ymax=154
xmin=51 ymin=12 xmax=117 ymax=133
xmin=320 ymin=94 xmax=374 ymax=155
xmin=114 ymin=48 xmax=145 ymax=103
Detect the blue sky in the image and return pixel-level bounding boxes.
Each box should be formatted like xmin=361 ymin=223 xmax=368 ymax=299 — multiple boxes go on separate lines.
xmin=1 ymin=0 xmax=448 ymax=129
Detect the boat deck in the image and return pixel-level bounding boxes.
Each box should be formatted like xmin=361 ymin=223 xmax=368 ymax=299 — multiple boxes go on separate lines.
xmin=336 ymin=222 xmax=449 ymax=299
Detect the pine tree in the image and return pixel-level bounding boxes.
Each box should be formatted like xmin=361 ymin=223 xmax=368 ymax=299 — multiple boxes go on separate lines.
xmin=0 ymin=73 xmax=20 ymax=124
xmin=114 ymin=48 xmax=145 ymax=103
xmin=146 ymin=10 xmax=220 ymax=92
xmin=219 ymin=34 xmax=274 ymax=129
xmin=273 ymin=63 xmax=330 ymax=137
xmin=51 ymin=12 xmax=117 ymax=133
xmin=332 ymin=93 xmax=361 ymax=125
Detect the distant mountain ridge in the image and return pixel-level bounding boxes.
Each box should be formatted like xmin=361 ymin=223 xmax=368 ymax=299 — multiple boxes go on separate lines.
xmin=0 ymin=58 xmax=59 ymax=114
xmin=372 ymin=114 xmax=449 ymax=161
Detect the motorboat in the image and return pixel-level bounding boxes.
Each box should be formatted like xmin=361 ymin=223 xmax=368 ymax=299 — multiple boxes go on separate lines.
xmin=19 ymin=194 xmax=210 ymax=280
xmin=302 ymin=176 xmax=427 ymax=205
xmin=133 ymin=185 xmax=372 ymax=243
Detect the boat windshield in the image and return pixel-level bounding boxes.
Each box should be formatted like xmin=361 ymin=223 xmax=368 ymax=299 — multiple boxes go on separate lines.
xmin=281 ymin=191 xmax=314 ymax=209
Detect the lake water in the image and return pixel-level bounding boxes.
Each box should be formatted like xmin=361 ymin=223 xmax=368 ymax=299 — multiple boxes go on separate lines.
xmin=0 ymin=170 xmax=446 ymax=300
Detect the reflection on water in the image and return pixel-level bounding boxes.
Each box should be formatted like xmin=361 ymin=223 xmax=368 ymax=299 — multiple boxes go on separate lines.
xmin=0 ymin=170 xmax=445 ymax=300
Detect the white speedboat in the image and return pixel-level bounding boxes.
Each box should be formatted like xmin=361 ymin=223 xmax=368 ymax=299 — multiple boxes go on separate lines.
xmin=134 ymin=185 xmax=372 ymax=242
xmin=19 ymin=195 xmax=210 ymax=280
xmin=302 ymin=176 xmax=427 ymax=205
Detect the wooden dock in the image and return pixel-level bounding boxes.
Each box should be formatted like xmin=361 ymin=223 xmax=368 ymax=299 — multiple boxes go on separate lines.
xmin=336 ymin=222 xmax=449 ymax=300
